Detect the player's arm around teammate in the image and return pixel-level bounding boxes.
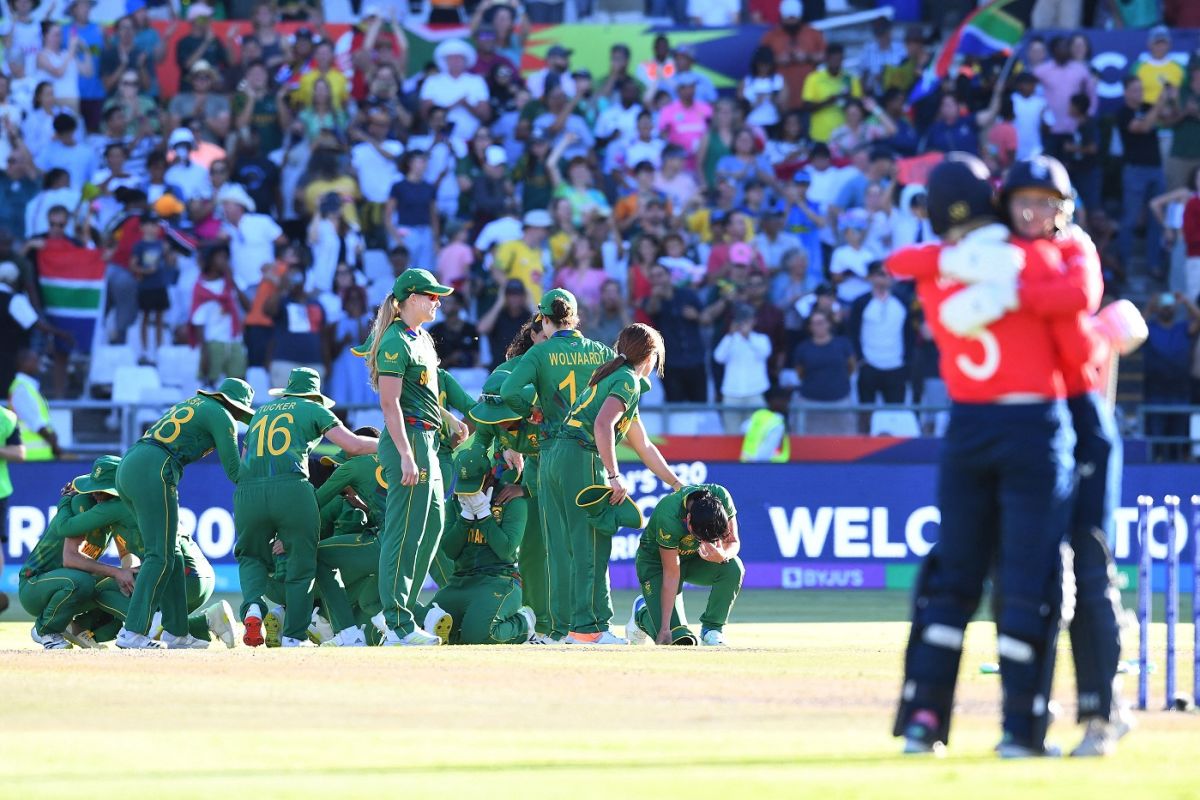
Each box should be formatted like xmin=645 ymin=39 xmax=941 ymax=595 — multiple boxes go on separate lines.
xmin=235 ymin=368 xmax=377 ymax=648
xmin=365 ymin=268 xmax=454 ymax=646
xmin=113 ymin=378 xmax=256 ymax=650
xmin=562 ymin=324 xmax=682 ymax=644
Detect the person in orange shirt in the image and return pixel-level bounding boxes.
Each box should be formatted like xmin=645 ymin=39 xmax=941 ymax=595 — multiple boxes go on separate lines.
xmin=614 ymin=161 xmax=674 ymax=235
xmin=243 ymin=242 xmax=303 ymax=372
xmin=759 ymin=0 xmax=826 ymax=112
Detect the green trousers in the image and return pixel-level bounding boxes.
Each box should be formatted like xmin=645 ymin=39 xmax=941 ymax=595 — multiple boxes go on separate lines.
xmin=19 ymin=569 xmax=97 ymax=634
xmin=116 ymin=443 xmax=189 ymax=637
xmin=539 ymin=440 xmax=610 ymax=637
xmin=234 ymin=476 xmax=319 ymax=640
xmin=182 ymin=536 xmax=217 ymax=640
xmin=516 ymin=456 xmax=549 ymax=635
xmin=378 ymin=428 xmax=444 ymax=636
xmin=634 ymin=553 xmax=745 ymax=638
xmin=432 ymin=574 xmax=528 ymax=644
xmin=315 ymin=533 xmax=381 ymax=633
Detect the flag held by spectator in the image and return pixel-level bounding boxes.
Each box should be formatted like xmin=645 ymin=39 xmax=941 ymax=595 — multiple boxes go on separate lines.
xmin=909 ymin=0 xmax=1034 ymax=105
xmin=38 ymin=239 xmax=105 ymax=319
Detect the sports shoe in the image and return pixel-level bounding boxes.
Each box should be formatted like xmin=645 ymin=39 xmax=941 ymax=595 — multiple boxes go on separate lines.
xmin=308 ymin=609 xmax=335 ymax=644
xmin=517 ymin=605 xmax=537 ymax=642
xmin=115 ymin=628 xmax=167 ymax=649
xmin=527 ymin=633 xmax=557 ymax=645
xmin=1113 ymin=705 xmax=1136 ymax=739
xmin=204 ymin=601 xmax=238 ymax=649
xmin=567 ymin=630 xmax=628 ymax=645
xmin=995 ymin=733 xmax=1061 ymax=759
xmin=41 ymin=632 xmax=69 ymax=650
xmin=30 ymin=626 xmax=43 ymax=646
xmin=383 ymin=628 xmax=441 ymax=646
xmin=264 ymin=606 xmax=284 ymax=648
xmin=64 ymin=622 xmax=104 ymax=649
xmin=147 ymin=610 xmax=164 ymax=641
xmin=700 ymin=628 xmax=725 ymax=646
xmin=626 ymin=596 xmax=648 ymax=645
xmin=1070 ymin=718 xmax=1118 ymax=758
xmin=422 ymin=604 xmax=454 ymax=645
xmin=243 ymin=615 xmax=264 ymax=647
xmin=370 ymin=612 xmax=389 ymax=637
xmin=322 ymin=626 xmax=368 ymax=647
xmin=902 ymin=709 xmax=946 ymax=756
xmin=161 ymin=632 xmax=211 ymax=649
xmin=281 ymin=636 xmax=316 ymax=648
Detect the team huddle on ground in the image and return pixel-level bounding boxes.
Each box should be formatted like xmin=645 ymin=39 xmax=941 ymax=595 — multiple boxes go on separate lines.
xmin=19 ymin=270 xmax=744 ymax=651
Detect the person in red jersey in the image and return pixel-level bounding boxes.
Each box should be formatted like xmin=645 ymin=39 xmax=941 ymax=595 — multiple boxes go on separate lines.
xmin=998 ymin=157 xmax=1147 ymax=758
xmin=888 ymin=153 xmax=1076 ymax=759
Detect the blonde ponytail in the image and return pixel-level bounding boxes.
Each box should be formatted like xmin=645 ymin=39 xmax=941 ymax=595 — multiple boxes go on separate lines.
xmin=367 ymin=298 xmax=401 ymax=390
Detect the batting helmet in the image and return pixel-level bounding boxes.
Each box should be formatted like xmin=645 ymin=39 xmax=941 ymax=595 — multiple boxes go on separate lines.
xmin=926 ymin=152 xmax=997 ymax=237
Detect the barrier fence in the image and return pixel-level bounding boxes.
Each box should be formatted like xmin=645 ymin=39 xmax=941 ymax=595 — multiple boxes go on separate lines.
xmin=4 ymin=459 xmax=1198 ymax=595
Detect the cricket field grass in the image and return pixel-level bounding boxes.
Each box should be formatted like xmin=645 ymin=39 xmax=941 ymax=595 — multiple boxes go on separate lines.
xmin=1 ymin=590 xmax=1196 ymax=799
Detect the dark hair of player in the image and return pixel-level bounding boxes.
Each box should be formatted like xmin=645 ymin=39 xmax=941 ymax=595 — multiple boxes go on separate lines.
xmin=505 ymin=315 xmax=544 ymax=360
xmin=544 ymin=295 xmax=579 ymax=330
xmin=354 ymin=426 xmax=381 ymax=438
xmin=686 ymin=491 xmax=729 ymax=543
xmin=588 ymin=323 xmax=666 ymax=387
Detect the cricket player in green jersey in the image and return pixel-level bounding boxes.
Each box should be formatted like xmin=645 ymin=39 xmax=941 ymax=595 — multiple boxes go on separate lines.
xmin=557 ymin=324 xmax=682 ymax=643
xmin=20 ymin=457 xmax=136 ymax=649
xmin=113 ymin=378 xmax=255 ymax=650
xmin=59 ymin=459 xmax=239 ymax=649
xmin=421 ymin=447 xmax=536 ymax=645
xmin=364 ymin=268 xmax=462 ymax=646
xmin=627 ymin=484 xmax=743 ymax=647
xmin=417 ymin=368 xmax=475 ymax=618
xmin=467 ymin=341 xmax=551 ymax=636
xmin=312 ymin=436 xmax=386 ymax=647
xmin=236 ymin=368 xmax=377 ymax=648
xmin=499 ymin=288 xmax=616 ymax=643
xmin=0 ymin=406 xmax=23 ymax=616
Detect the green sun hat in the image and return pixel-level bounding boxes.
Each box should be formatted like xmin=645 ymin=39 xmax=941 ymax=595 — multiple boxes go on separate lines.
xmin=72 ymin=455 xmax=122 ymax=496
xmin=198 ymin=377 xmax=256 ymax=423
xmin=268 ymin=367 xmax=336 ymax=409
xmin=392 ymin=268 xmax=453 ymax=302
xmin=349 ymin=332 xmax=373 ymax=359
xmin=575 ymin=485 xmax=646 ymax=536
xmin=470 ymin=384 xmax=534 ymax=426
xmin=537 ymin=287 xmax=577 ymax=317
xmin=453 ymin=445 xmax=494 ymax=496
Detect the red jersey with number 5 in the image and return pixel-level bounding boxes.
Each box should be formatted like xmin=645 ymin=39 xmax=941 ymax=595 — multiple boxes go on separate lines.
xmin=887 ymin=239 xmax=1074 ymax=402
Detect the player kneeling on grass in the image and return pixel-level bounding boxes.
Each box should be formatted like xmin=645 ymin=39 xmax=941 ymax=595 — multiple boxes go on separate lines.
xmin=420 ymin=447 xmax=536 ymax=645
xmin=312 ymin=435 xmax=389 ymax=647
xmin=20 ymin=457 xmax=139 ymax=649
xmin=235 ymin=368 xmax=378 ymax=648
xmin=626 ymin=484 xmax=743 ymax=647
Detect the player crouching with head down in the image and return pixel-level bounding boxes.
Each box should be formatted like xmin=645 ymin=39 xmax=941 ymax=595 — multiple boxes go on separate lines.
xmin=627 ymin=484 xmax=743 ymax=647
xmin=419 ymin=446 xmax=537 ymax=645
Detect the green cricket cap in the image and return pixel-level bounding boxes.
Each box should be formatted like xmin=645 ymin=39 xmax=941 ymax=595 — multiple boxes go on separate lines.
xmin=537 ymin=287 xmax=577 ymax=317
xmin=392 ymin=268 xmax=453 ymax=302
xmin=453 ymin=445 xmax=493 ymax=496
xmin=72 ymin=455 xmax=122 ymax=496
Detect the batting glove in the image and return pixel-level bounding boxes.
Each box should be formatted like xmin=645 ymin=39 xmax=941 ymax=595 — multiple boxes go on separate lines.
xmin=1093 ymin=299 xmax=1149 ymax=356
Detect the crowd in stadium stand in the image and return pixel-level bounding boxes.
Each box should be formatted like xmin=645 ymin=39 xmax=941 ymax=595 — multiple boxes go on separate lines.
xmin=1 ymin=0 xmax=1199 ymax=439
